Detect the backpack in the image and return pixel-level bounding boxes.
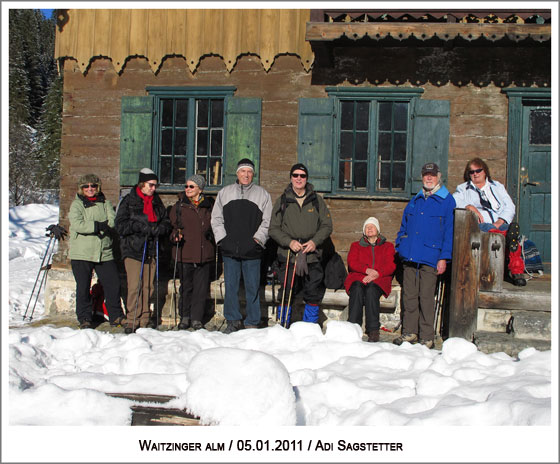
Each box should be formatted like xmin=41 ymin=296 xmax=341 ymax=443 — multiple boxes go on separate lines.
xmin=323 ymin=252 xmax=348 ymax=290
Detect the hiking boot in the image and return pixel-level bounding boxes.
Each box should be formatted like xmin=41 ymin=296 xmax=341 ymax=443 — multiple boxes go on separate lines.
xmin=146 ymin=320 xmax=157 ymax=329
xmin=420 ymin=339 xmax=434 ymax=349
xmin=191 ymin=320 xmax=203 ymax=331
xmin=506 ymin=222 xmax=521 ymax=253
xmin=79 ymin=320 xmax=92 ymax=329
xmin=367 ymin=330 xmax=380 ymax=343
xmin=393 ymin=333 xmax=418 ymax=346
xmin=244 ymin=324 xmax=259 ymax=329
xmin=124 ymin=326 xmax=135 ymax=334
xmin=178 ymin=318 xmax=190 ymax=330
xmin=224 ymin=320 xmax=243 ymax=334
xmin=510 ymin=273 xmax=527 ymax=287
xmin=110 ymin=316 xmax=126 ymax=327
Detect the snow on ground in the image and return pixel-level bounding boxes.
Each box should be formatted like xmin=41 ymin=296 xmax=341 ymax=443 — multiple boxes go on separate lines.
xmin=3 ymin=204 xmax=558 ymax=462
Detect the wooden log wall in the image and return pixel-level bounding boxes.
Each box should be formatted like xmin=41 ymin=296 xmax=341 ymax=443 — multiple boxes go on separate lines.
xmin=55 ymin=53 xmax=515 ymax=267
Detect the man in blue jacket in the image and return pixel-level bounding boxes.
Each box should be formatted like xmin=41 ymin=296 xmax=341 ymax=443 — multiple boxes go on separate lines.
xmin=394 ymin=162 xmax=455 ymax=348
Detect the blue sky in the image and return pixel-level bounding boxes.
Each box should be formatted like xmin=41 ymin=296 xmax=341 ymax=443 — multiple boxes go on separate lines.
xmin=40 ymin=9 xmax=54 ymax=18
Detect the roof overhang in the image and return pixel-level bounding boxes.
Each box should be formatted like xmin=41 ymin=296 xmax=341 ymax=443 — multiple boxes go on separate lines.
xmin=306 ymin=22 xmax=550 ymax=43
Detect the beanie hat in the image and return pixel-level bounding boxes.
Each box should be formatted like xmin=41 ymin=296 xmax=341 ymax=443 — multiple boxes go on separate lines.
xmin=236 ymin=158 xmax=255 ymax=173
xmin=187 ymin=174 xmax=206 ymax=190
xmin=78 ymin=173 xmax=100 ymax=187
xmin=362 ymin=217 xmax=381 ymax=235
xmin=138 ymin=168 xmax=158 ymax=184
xmin=290 ymin=163 xmax=309 ymax=177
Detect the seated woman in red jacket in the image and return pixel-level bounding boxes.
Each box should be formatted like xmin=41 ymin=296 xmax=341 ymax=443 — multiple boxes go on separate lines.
xmin=344 ymin=217 xmax=396 ymax=342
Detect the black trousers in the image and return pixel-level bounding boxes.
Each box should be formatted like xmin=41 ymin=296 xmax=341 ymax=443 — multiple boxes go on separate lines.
xmin=347 ymin=280 xmax=384 ymax=333
xmin=70 ymin=259 xmax=123 ymax=324
xmin=178 ymin=262 xmax=211 ymax=322
xmin=277 ymin=260 xmax=326 ymax=305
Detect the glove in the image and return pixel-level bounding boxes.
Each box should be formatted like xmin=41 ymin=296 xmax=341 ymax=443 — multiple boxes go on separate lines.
xmin=95 ymin=220 xmax=110 ymax=234
xmin=46 ymin=224 xmax=68 ymax=240
xmin=131 ymin=215 xmax=150 ymax=235
xmin=295 ymin=252 xmax=308 ymax=277
xmin=150 ymin=224 xmax=163 ymax=237
xmin=171 ymin=229 xmax=183 ymax=243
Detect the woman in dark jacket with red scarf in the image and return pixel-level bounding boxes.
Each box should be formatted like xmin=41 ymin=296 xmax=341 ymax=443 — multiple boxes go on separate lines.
xmin=345 ymin=217 xmax=396 ymax=342
xmin=115 ymin=168 xmax=171 ymax=333
xmin=169 ymin=174 xmax=215 ymax=330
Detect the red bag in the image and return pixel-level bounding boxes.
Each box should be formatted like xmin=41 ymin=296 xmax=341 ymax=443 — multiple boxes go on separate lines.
xmin=91 ymin=282 xmax=109 ymax=321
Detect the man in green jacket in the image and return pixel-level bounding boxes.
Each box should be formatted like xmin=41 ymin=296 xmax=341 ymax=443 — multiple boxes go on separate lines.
xmin=269 ymin=163 xmax=333 ymax=325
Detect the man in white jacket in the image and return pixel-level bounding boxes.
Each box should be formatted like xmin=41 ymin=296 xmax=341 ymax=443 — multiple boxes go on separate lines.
xmin=453 ymin=158 xmax=526 ymax=286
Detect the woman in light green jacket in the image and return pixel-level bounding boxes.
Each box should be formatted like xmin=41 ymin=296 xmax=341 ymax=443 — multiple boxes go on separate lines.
xmin=69 ymin=174 xmax=125 ymax=329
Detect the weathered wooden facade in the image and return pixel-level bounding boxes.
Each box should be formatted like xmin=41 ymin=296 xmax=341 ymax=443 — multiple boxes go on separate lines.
xmin=49 ymin=9 xmax=552 ymax=342
xmin=52 ymin=8 xmax=551 ymax=269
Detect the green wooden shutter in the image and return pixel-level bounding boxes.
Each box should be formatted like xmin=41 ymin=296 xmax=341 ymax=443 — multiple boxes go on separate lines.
xmin=120 ymin=96 xmax=154 ymax=186
xmin=410 ymin=99 xmax=450 ymax=193
xmin=297 ymin=98 xmax=334 ymax=192
xmin=224 ymin=97 xmax=262 ymax=185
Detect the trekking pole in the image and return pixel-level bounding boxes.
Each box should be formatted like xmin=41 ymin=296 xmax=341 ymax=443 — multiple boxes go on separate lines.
xmin=23 ymin=234 xmax=54 ymax=321
xmin=278 ymin=250 xmax=291 ymax=323
xmin=27 ymin=244 xmax=58 ymax=321
xmin=132 ymin=238 xmax=148 ymax=331
xmin=284 ymin=253 xmax=298 ymax=328
xmin=433 ymin=276 xmax=444 ymax=335
xmin=155 ymin=238 xmax=159 ymax=329
xmin=170 ymin=239 xmax=180 ymax=330
xmin=436 ymin=281 xmax=446 ymax=337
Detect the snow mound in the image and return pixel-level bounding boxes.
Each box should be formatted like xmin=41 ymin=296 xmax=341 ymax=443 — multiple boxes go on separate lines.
xmin=184 ymin=347 xmax=296 ymax=425
xmin=441 ymin=337 xmax=478 ymax=362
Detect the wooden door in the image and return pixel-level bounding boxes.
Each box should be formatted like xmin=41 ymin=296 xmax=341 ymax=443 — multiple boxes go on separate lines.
xmin=519 ymin=103 xmax=551 ymax=265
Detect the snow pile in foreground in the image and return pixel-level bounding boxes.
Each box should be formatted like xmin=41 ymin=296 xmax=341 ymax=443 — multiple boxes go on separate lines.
xmin=8 ymin=322 xmax=551 ymax=426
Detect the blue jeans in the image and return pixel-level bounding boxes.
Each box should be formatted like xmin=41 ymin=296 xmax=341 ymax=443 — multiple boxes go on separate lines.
xmin=223 ymin=256 xmax=261 ymax=326
xmin=479 ymin=222 xmax=508 ymax=232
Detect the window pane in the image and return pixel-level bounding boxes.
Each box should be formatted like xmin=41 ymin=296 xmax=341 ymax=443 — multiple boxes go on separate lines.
xmin=356 ymin=101 xmax=369 ymax=131
xmin=392 ymin=163 xmax=406 ymax=190
xmin=176 ymin=100 xmax=188 ymax=128
xmin=175 ymin=129 xmax=187 ymax=157
xmin=173 ymin=156 xmax=186 ymax=184
xmin=340 ymin=132 xmax=354 ymax=160
xmin=211 ymin=129 xmax=223 ymax=156
xmin=354 ymin=162 xmax=367 ymax=190
xmin=378 ymin=102 xmax=392 ymax=131
xmin=355 ymin=132 xmax=369 ymax=160
xmin=378 ymin=133 xmax=391 ymax=160
xmin=162 ymin=99 xmax=174 ymax=127
xmin=340 ymin=101 xmax=354 ymax=131
xmin=339 ymin=161 xmax=352 ymax=190
xmin=209 ymin=158 xmax=222 ymax=186
xmin=394 ymin=133 xmax=407 ymax=161
xmin=161 ymin=129 xmax=173 ymax=155
xmin=378 ymin=163 xmax=391 ymax=190
xmin=394 ymin=102 xmax=408 ymax=131
xmin=211 ymin=100 xmax=224 ymax=128
xmin=530 ymin=109 xmax=551 ymax=145
xmin=197 ymin=100 xmax=209 ymax=128
xmin=197 ymin=129 xmax=208 ymax=156
xmin=196 ymin=156 xmax=207 ymax=177
xmin=160 ymin=156 xmax=171 ymax=184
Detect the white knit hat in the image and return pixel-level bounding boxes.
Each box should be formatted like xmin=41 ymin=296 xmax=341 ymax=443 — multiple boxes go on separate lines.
xmin=362 ymin=217 xmax=380 ymax=235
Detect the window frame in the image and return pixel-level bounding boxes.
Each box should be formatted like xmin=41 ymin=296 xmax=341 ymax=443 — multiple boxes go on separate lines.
xmin=146 ymin=86 xmax=236 ymax=193
xmin=326 ymin=87 xmax=424 ymax=200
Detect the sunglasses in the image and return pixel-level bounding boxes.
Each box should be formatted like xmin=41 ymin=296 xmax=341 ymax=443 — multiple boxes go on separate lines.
xmin=81 ymin=183 xmax=98 ymax=189
xmin=469 ymin=168 xmax=484 ymax=175
xmin=291 ymin=173 xmax=307 ymax=179
xmin=185 ymin=184 xmax=198 ymax=189
xmin=146 ymin=182 xmax=158 ymax=188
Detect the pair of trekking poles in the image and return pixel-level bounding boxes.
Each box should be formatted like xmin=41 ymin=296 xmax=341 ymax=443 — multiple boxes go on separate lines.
xmin=23 ymin=224 xmax=67 ymax=322
xmin=277 ymin=249 xmax=298 ymax=328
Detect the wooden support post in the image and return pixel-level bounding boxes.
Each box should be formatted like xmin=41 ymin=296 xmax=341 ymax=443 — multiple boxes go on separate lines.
xmin=448 ymin=209 xmax=481 ymax=340
xmin=479 ymin=232 xmax=505 ymax=292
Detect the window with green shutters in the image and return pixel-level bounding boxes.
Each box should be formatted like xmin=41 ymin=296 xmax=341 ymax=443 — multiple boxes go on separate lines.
xmin=119 ymin=87 xmax=262 ymax=192
xmin=298 ymin=88 xmax=450 ymax=198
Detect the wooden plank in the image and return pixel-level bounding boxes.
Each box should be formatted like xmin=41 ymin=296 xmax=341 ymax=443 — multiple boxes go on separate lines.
xmin=129 ymin=10 xmax=148 ymax=58
xmin=478 ymin=290 xmax=551 ymax=312
xmin=131 ymin=406 xmax=201 ymax=426
xmin=448 ymin=209 xmax=481 ymax=340
xmin=109 ymin=9 xmax=131 ymax=73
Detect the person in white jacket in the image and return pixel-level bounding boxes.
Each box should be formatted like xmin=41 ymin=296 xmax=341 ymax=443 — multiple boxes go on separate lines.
xmin=453 ymin=158 xmax=526 ymax=286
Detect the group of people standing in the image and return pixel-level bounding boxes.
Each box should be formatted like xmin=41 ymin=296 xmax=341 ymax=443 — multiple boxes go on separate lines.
xmin=68 ymin=156 xmax=525 ymax=346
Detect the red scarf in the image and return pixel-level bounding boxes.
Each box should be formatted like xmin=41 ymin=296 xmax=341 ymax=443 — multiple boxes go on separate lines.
xmin=86 ymin=196 xmax=97 ymax=202
xmin=136 ymin=186 xmax=157 ymax=222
